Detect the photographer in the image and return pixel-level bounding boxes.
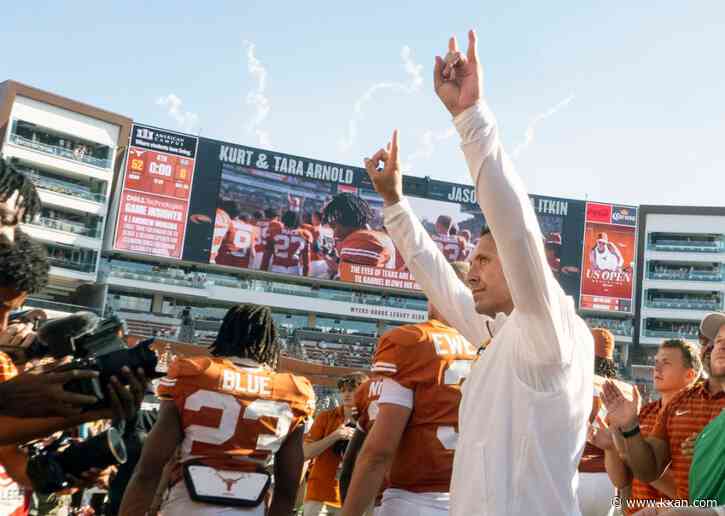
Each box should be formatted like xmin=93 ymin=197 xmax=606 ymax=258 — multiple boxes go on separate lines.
xmin=303 ymin=374 xmax=365 ymax=516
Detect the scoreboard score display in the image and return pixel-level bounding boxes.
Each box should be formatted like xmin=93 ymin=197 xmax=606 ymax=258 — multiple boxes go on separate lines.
xmin=113 ymin=125 xmax=198 ymax=259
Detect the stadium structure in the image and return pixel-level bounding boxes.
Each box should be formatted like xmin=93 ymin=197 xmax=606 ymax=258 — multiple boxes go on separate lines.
xmin=1 ymin=79 xmax=723 ymax=402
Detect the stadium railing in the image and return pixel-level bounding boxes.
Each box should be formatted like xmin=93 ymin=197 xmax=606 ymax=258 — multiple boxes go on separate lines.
xmin=9 ymin=133 xmax=112 ymax=169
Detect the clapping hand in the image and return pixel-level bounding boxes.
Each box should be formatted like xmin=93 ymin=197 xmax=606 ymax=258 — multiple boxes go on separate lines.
xmin=600 ymin=381 xmax=641 ymax=432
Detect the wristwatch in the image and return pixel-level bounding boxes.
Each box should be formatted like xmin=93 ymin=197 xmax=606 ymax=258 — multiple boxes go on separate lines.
xmin=620 ymin=423 xmax=640 ymax=438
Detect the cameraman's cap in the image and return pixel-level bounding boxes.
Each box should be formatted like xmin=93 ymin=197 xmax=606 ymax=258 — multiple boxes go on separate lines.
xmin=700 ymin=312 xmax=725 ymax=340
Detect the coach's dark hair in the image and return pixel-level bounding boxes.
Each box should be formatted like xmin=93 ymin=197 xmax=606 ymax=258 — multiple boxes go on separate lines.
xmin=211 ymin=304 xmax=280 ymax=368
xmin=0 ymin=159 xmax=42 ymax=222
xmin=264 ymin=207 xmax=280 ymax=220
xmin=0 ymin=229 xmax=49 ymax=294
xmin=282 ymin=210 xmax=299 ymax=229
xmin=322 ymin=192 xmax=373 ymax=229
xmin=480 ymin=224 xmax=491 ymax=238
xmin=252 ymin=210 xmax=264 ymax=220
xmin=594 ymin=356 xmax=618 ymax=379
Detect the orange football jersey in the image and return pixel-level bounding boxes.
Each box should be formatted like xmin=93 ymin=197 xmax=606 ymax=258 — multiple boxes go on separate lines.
xmin=431 ymin=234 xmax=467 ymax=262
xmin=354 ymin=378 xmax=383 ymax=434
xmin=211 ymin=209 xmax=232 ymax=263
xmin=267 ymin=227 xmax=312 ymax=269
xmin=254 ymin=220 xmax=284 ymax=254
xmin=157 ymin=356 xmax=315 ymax=475
xmin=338 ymin=229 xmax=391 ymax=268
xmin=216 ymin=220 xmax=257 ymax=268
xmin=371 ymin=320 xmax=476 ymax=493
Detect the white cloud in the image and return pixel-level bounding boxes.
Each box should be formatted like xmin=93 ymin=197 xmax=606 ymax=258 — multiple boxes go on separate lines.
xmin=244 ymin=40 xmax=272 ymax=148
xmin=512 ymin=95 xmax=574 ymax=159
xmin=403 ymin=127 xmax=456 ymax=172
xmin=338 ymin=45 xmax=423 ymax=152
xmin=155 ymin=94 xmax=198 ymax=133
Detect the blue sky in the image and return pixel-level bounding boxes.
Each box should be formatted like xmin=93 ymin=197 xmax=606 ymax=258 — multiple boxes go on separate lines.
xmin=2 ymin=1 xmax=723 ymax=207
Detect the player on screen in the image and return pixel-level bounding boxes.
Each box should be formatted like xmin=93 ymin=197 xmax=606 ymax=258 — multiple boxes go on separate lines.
xmin=251 ymin=208 xmax=283 ymax=270
xmin=288 ymin=193 xmax=303 ymax=214
xmin=216 ymin=208 xmax=258 ymax=269
xmin=261 ymin=210 xmax=313 ymax=276
xmin=589 ymin=232 xmax=624 ymax=272
xmin=342 ymin=277 xmax=477 ymax=516
xmin=322 ymin=193 xmax=394 ymax=278
xmin=459 ymin=229 xmax=475 ymax=260
xmin=303 ymin=210 xmax=336 ymax=279
xmin=119 ymin=304 xmax=316 ymax=516
xmin=208 ymin=201 xmax=234 ymax=264
xmin=431 ymin=215 xmax=467 ymax=262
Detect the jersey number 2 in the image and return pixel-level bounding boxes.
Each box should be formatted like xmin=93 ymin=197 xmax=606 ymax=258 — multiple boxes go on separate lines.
xmin=437 ymin=360 xmax=472 ymax=450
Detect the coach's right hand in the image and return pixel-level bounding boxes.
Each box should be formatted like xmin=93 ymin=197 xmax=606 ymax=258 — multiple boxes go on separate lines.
xmin=364 ymin=130 xmax=402 ymax=207
xmin=0 ymin=368 xmax=100 ymax=417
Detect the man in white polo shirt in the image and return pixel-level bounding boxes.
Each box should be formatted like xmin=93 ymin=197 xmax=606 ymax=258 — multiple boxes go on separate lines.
xmin=363 ymin=30 xmax=593 ymax=515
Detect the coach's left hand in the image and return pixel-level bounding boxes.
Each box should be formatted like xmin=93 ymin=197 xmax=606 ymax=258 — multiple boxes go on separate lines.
xmin=364 ymin=130 xmax=402 ymax=207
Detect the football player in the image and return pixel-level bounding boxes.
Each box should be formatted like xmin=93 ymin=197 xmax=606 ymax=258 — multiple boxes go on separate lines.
xmin=119 ymin=304 xmax=316 ymax=516
xmin=203 ymin=201 xmax=234 ymax=264
xmin=251 ymin=208 xmax=283 ymax=270
xmin=216 ymin=208 xmax=258 ymax=269
xmin=339 ymin=377 xmax=384 ymax=514
xmin=303 ymin=211 xmax=336 ymax=279
xmin=459 ymin=229 xmax=475 ymax=260
xmin=431 ymin=215 xmax=467 ymax=262
xmin=341 ymin=263 xmax=476 ymax=516
xmin=261 ymin=210 xmax=313 ymax=276
xmin=322 ymin=193 xmax=394 ymax=278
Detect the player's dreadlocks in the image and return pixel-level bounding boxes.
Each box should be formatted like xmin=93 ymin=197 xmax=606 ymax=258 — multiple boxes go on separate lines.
xmin=0 ymin=229 xmax=49 ymax=294
xmin=322 ymin=192 xmax=373 ymax=229
xmin=0 ymin=158 xmax=42 ymax=222
xmin=210 ymin=304 xmax=280 ymax=369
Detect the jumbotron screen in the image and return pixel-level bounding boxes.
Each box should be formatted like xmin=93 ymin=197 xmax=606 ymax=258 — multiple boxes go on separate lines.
xmin=113 ymin=123 xmax=587 ymax=302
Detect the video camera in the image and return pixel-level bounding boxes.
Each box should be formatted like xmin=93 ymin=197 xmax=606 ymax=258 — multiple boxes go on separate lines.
xmin=16 ymin=312 xmax=163 ymax=409
xmin=26 ymin=428 xmax=127 ymax=494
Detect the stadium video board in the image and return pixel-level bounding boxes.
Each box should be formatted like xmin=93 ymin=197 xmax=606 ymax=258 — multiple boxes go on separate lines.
xmin=114 ymin=125 xmax=586 ymax=301
xmin=579 ymin=202 xmax=638 ymax=313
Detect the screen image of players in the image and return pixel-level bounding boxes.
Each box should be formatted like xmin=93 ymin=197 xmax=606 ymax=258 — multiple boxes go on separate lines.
xmin=261 ymin=210 xmax=313 ymax=276
xmin=249 ymin=208 xmax=284 ymax=270
xmin=431 ymin=215 xmax=467 ymax=262
xmin=322 ymin=192 xmax=396 ymax=278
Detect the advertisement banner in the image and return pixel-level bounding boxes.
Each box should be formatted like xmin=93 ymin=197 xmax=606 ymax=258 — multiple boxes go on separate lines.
xmin=113 ymin=125 xmax=199 ymax=259
xmin=579 ymin=202 xmax=638 ymax=313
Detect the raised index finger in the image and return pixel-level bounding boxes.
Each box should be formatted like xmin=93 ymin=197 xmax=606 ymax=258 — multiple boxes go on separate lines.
xmin=389 ymin=130 xmax=399 ymax=163
xmin=467 ymin=29 xmax=478 ymax=64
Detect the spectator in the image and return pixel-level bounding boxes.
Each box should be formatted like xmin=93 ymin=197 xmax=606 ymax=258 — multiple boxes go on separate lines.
xmin=602 ymin=312 xmax=725 ymax=504
xmin=303 ymin=375 xmax=364 ymax=516
xmin=687 ymin=313 xmax=725 ymax=506
xmin=591 ymin=338 xmax=702 ymax=514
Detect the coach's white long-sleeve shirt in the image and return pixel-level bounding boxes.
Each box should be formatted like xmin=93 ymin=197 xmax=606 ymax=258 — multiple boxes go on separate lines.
xmin=383 ymin=102 xmax=593 ymax=515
